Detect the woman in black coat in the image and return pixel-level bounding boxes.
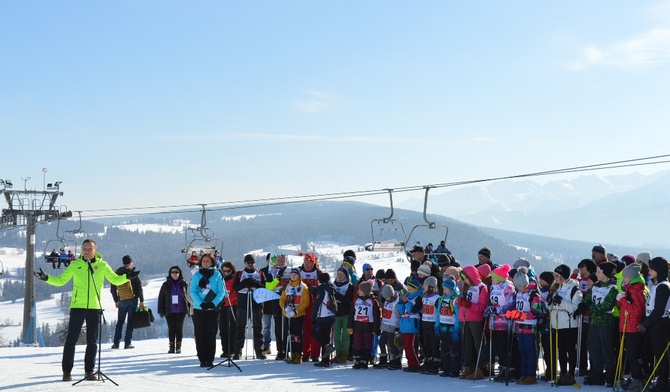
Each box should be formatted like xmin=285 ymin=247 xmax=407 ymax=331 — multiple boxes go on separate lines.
xmin=158 ymin=265 xmax=192 ymax=353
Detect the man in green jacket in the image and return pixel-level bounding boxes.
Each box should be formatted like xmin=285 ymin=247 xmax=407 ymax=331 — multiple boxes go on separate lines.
xmin=35 ymin=239 xmax=139 ymax=382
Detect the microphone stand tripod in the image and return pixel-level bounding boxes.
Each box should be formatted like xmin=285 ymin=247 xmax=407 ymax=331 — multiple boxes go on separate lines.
xmin=74 ymin=259 xmax=119 ymax=386
xmin=209 ymin=287 xmax=242 ymax=372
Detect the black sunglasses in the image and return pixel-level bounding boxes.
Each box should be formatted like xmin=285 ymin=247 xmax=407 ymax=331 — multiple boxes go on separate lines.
xmin=170 ymin=270 xmax=180 ymax=274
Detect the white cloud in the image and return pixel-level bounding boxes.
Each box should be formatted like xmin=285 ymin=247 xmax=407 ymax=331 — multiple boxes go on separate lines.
xmin=145 ymin=132 xmax=420 ymax=144
xmin=570 ymin=26 xmax=670 ymax=69
xmin=293 ymin=89 xmax=333 ymax=112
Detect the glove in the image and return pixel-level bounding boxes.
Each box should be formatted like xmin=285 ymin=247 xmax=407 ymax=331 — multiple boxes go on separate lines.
xmin=201 ymin=302 xmax=215 ymax=310
xmin=573 ymin=302 xmax=587 ymax=319
xmin=203 ymin=290 xmax=216 ymax=303
xmin=126 ymin=268 xmax=140 ymax=280
xmin=34 ymin=268 xmax=48 ymax=281
xmin=506 ymin=309 xmax=526 ymax=321
xmin=198 ymin=277 xmax=209 ymax=288
xmin=451 ymin=330 xmax=460 ymax=343
xmin=456 ymin=298 xmax=471 ymax=309
xmin=483 ymin=305 xmax=498 ymax=317
xmin=552 ymin=294 xmax=563 ymax=306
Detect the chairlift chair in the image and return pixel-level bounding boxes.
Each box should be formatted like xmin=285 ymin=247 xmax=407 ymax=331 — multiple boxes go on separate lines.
xmin=43 ymin=211 xmax=82 ymax=269
xmin=182 ymin=205 xmax=224 ymax=274
xmin=364 ymin=189 xmax=408 ymax=252
xmin=405 ymin=186 xmax=449 ymax=262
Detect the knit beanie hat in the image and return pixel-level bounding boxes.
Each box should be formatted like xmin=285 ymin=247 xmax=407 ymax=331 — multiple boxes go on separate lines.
xmin=303 ymin=253 xmax=318 ymax=264
xmin=362 ymin=263 xmax=373 ymax=272
xmin=513 ymin=258 xmax=531 ymax=268
xmin=514 ymin=266 xmax=530 ymax=288
xmin=244 ymin=254 xmax=255 ymax=264
xmin=122 ymin=255 xmax=133 ymax=265
xmin=343 ymin=256 xmax=356 ymax=268
xmin=417 ymin=264 xmax=432 ymax=277
xmin=410 ymin=259 xmax=421 ymax=271
xmin=491 ymin=264 xmax=511 ymax=282
xmin=477 ymin=263 xmax=491 ymax=279
xmin=290 ymin=267 xmax=301 ymax=275
xmin=622 ymin=263 xmax=641 ymax=280
xmin=598 ymin=262 xmax=616 ymax=279
xmin=592 ymin=244 xmax=606 ymax=255
xmin=337 ymin=267 xmax=349 ymax=280
xmin=376 ymin=269 xmax=386 ymax=280
xmin=343 ymin=250 xmax=356 ymax=261
xmin=478 ymin=247 xmax=492 ymax=259
xmin=406 ymin=278 xmax=421 ymax=292
xmin=318 ymin=272 xmax=331 ymax=284
xmin=381 ymin=285 xmax=395 ymax=299
xmin=358 ymin=281 xmax=372 ymax=296
xmin=554 ymin=264 xmax=571 ymax=280
xmin=637 ymin=252 xmax=652 ymax=266
xmin=539 ymin=271 xmax=555 ymax=286
xmin=442 ymin=277 xmax=457 ymax=292
xmin=424 ymin=276 xmax=438 ymax=288
xmin=385 ymin=269 xmax=397 ymax=280
xmin=621 ymin=254 xmax=636 ymax=266
xmin=588 ymin=274 xmax=598 ymax=283
xmin=613 ymin=259 xmax=625 ymax=273
xmin=437 ymin=254 xmax=450 ymax=267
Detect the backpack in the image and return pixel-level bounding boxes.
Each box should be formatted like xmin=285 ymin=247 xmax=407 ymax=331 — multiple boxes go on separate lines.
xmin=326 ymin=285 xmax=338 ymax=314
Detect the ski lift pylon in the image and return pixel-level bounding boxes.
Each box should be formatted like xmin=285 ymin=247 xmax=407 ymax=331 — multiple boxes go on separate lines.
xmin=365 ymin=189 xmax=407 ymax=252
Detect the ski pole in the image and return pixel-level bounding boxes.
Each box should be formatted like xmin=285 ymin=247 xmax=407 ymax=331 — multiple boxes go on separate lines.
xmin=614 ymin=313 xmax=628 ymax=391
xmin=575 ymin=314 xmax=582 ymax=384
xmin=473 ymin=315 xmax=488 ymax=382
xmin=642 ymin=342 xmax=670 ymax=392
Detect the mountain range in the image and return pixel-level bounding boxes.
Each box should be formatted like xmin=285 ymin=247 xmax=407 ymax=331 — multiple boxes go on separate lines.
xmin=398 ymin=171 xmax=670 ymax=248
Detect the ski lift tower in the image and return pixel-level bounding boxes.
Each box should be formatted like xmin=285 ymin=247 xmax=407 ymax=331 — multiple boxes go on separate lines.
xmin=0 ymin=176 xmax=72 ymax=345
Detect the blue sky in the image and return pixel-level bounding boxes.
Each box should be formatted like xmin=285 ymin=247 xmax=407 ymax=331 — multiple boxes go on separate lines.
xmin=2 ymin=1 xmax=670 ymax=216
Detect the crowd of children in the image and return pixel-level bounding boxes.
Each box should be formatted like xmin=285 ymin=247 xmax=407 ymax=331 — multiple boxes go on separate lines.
xmin=204 ymin=244 xmax=670 ymax=392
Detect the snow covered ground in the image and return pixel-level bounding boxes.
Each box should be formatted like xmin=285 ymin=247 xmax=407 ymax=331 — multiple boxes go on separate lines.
xmin=0 ymin=246 xmax=614 ymax=392
xmin=0 ymin=336 xmax=576 ymax=392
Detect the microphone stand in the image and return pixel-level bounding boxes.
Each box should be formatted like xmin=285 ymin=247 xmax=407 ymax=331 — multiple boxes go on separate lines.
xmin=209 ymin=284 xmax=241 ymax=372
xmin=73 ymin=259 xmax=119 ymax=386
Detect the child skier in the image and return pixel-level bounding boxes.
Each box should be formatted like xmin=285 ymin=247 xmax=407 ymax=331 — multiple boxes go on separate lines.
xmin=582 ymin=262 xmax=618 ymax=387
xmin=436 ymin=277 xmax=461 ymax=377
xmin=457 ymin=265 xmax=489 ymax=380
xmin=548 ymin=264 xmax=583 ymax=386
xmin=332 ymin=267 xmax=354 ymax=364
xmin=279 ymin=268 xmax=311 ymax=364
xmin=348 ymin=281 xmax=380 ymax=369
xmin=376 ymin=284 xmax=401 ymax=370
xmin=398 ymin=279 xmax=422 ymax=372
xmin=420 ymin=276 xmax=441 ymax=374
xmin=485 ymin=264 xmax=515 ymax=382
xmin=617 ymin=263 xmax=648 ymax=392
xmin=509 ymin=266 xmax=542 ymax=385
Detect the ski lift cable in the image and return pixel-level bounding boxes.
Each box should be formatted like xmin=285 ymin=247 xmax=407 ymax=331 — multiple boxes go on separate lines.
xmin=66 ymin=154 xmax=670 ymax=219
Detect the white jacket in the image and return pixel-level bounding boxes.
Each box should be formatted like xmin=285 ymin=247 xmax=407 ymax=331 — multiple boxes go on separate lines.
xmin=549 ymin=279 xmax=582 ymax=330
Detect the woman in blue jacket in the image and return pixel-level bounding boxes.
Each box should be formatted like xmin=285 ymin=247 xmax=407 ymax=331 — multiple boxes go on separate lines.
xmin=190 ymin=252 xmax=225 ymax=367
